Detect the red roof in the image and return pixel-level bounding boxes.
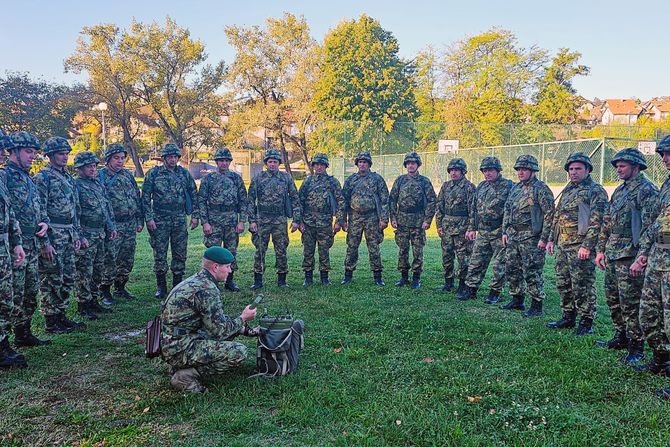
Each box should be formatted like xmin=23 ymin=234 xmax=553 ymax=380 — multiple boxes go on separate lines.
xmin=604 ymin=99 xmax=642 ymax=116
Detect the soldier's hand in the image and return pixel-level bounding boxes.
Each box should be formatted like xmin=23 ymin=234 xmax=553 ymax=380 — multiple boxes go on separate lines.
xmin=577 ymin=247 xmax=590 ymax=260
xmin=249 ymin=223 xmax=257 ymax=233
xmin=136 ymin=224 xmax=144 ymax=233
xmin=595 ymin=252 xmax=606 ymax=270
xmin=147 ymin=220 xmax=157 ymax=231
xmin=379 ymin=220 xmax=388 ymax=230
xmin=36 ymin=222 xmax=48 ymax=238
xmin=421 ymin=222 xmax=430 ymax=230
xmin=466 ymin=230 xmax=477 ymax=241
xmin=41 ymin=245 xmax=56 ymax=262
xmin=630 ymin=256 xmax=647 ymax=277
xmin=333 ymin=222 xmax=342 ymax=234
xmin=537 ymin=240 xmax=547 ymax=250
xmin=203 ymin=222 xmax=213 ymax=236
xmin=299 ymin=223 xmax=305 ymax=232
xmin=235 ymin=222 xmax=245 ymax=234
xmin=501 ymin=234 xmax=509 ymax=246
xmin=342 ymin=222 xmax=348 ymax=232
xmin=391 ymin=219 xmax=398 ymax=229
xmin=78 ymin=238 xmax=88 ymax=250
xmin=545 ymin=241 xmax=555 ymax=255
xmin=109 ymin=230 xmax=119 ymax=241
xmin=190 ymin=218 xmax=199 ymax=230
xmin=241 ymin=304 xmax=257 ymax=322
xmin=13 ymin=246 xmax=25 ymax=266
xmin=437 ymin=227 xmax=444 ymax=237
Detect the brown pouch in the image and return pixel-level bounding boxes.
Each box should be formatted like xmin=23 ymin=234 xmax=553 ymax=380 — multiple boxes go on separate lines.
xmin=145 ymin=316 xmax=161 ymax=358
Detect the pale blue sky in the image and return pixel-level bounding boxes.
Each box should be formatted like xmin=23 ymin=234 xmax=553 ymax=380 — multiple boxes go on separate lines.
xmin=2 ymin=0 xmax=667 ymax=100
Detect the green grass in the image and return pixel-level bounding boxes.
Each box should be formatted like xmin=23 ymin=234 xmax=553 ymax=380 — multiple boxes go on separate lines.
xmin=1 ymin=228 xmax=669 ymax=446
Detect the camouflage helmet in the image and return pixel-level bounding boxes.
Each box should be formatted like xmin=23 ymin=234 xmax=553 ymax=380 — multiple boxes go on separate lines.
xmin=214 ymin=147 xmax=233 ymax=161
xmin=514 ymin=154 xmax=540 ymax=172
xmin=103 ymin=143 xmax=127 ymax=161
xmin=311 ymin=152 xmax=330 ymax=167
xmin=9 ymin=131 xmax=41 ymax=151
xmin=403 ymin=151 xmax=422 ymax=167
xmin=564 ymin=152 xmax=593 ymax=172
xmin=42 ymin=136 xmax=71 ymax=156
xmin=447 ymin=158 xmax=467 ymax=174
xmin=354 ymin=151 xmax=373 ymax=166
xmin=160 ymin=143 xmax=181 ymax=158
xmin=611 ymin=147 xmax=647 ymax=170
xmin=263 ymin=148 xmax=282 ymax=164
xmin=656 ymin=134 xmax=670 ymax=154
xmin=0 ymin=129 xmax=14 ymax=151
xmin=73 ymin=151 xmax=101 ymax=168
xmin=479 ymin=156 xmax=502 ymax=172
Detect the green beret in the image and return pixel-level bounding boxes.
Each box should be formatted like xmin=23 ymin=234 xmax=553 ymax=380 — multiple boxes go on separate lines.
xmin=203 ymin=246 xmax=235 ymax=264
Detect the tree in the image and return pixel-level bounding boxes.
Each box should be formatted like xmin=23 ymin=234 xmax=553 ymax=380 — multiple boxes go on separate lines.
xmin=412 ymin=47 xmax=446 ymax=151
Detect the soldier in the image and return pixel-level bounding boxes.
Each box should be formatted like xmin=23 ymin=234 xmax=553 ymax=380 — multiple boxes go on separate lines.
xmin=197 ymin=147 xmax=248 ymax=292
xmin=73 ymin=152 xmax=118 ymax=321
xmin=435 ymin=158 xmax=475 ymax=293
xmin=341 ymin=151 xmax=390 ymax=286
xmin=389 ymin=152 xmax=436 ymax=289
xmin=142 ymin=143 xmax=199 ymax=299
xmin=34 ymin=137 xmax=86 ymax=334
xmin=500 ymin=155 xmax=555 ymax=316
xmin=457 ymin=157 xmax=513 ymax=302
xmin=99 ymin=144 xmax=144 ymax=303
xmin=1 ymin=131 xmax=50 ymax=347
xmin=546 ymin=152 xmax=608 ymax=335
xmin=297 ymin=153 xmax=345 ymax=286
xmin=247 ymin=149 xmax=301 ymax=289
xmin=161 ymin=246 xmax=258 ymax=393
xmin=594 ymin=148 xmax=658 ymax=364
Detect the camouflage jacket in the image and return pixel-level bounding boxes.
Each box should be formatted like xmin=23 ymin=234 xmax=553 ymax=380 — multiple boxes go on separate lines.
xmin=75 ymin=176 xmax=115 ymax=237
xmin=142 ymin=165 xmax=199 ymax=221
xmin=0 ymin=160 xmax=48 ymax=245
xmin=160 ymin=269 xmax=243 ymax=359
xmin=389 ymin=173 xmax=436 ymax=228
xmin=468 ymin=175 xmax=514 ymax=235
xmin=98 ymin=166 xmax=143 ymax=228
xmin=34 ymin=164 xmax=80 ymax=241
xmin=342 ymin=171 xmax=390 ymax=223
xmin=597 ymin=172 xmax=658 ymax=260
xmin=503 ymin=176 xmax=555 ymax=242
xmin=637 ymin=175 xmax=670 ymax=257
xmin=435 ymin=177 xmax=476 ymax=235
xmin=548 ymin=175 xmax=608 ymax=251
xmin=298 ymin=173 xmax=345 ymax=228
xmin=197 ymin=169 xmax=248 ymax=227
xmin=0 ymin=180 xmax=22 ymax=249
xmin=248 ymin=170 xmax=301 ymax=225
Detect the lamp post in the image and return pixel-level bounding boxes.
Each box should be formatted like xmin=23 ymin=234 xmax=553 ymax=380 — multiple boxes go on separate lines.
xmin=92 ymin=102 xmax=108 ymax=147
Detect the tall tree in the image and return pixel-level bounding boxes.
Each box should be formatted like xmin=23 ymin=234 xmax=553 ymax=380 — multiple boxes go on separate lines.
xmin=413 ymin=47 xmax=446 ymax=151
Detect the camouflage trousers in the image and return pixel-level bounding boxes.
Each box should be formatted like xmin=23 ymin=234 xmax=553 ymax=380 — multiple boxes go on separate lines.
xmin=165 ymin=338 xmax=248 ymax=378
xmin=639 ymin=245 xmax=670 ymax=353
xmin=75 ymin=231 xmax=105 ymax=305
xmin=102 ymin=220 xmax=138 ymax=287
xmin=301 ymin=224 xmax=334 ymax=272
xmin=148 ymin=214 xmax=188 ymax=277
xmin=506 ymin=236 xmax=546 ymax=303
xmin=0 ymin=244 xmax=14 ymax=343
xmin=604 ymin=256 xmax=644 ymax=342
xmin=555 ymin=244 xmax=597 ymax=320
xmin=344 ymin=214 xmax=384 ymax=272
xmin=39 ymin=227 xmax=76 ymax=317
xmin=252 ymin=223 xmax=289 ymax=274
xmin=439 ymin=229 xmax=472 ymax=281
xmin=11 ymin=237 xmax=39 ymax=326
xmin=203 ymin=223 xmax=240 ymax=271
xmin=465 ymin=229 xmax=506 ymax=292
xmin=395 ymin=226 xmax=426 ymax=273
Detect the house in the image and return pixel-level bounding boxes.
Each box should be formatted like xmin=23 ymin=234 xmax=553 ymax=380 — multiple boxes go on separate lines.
xmin=601 ymin=99 xmax=643 ymax=125
xmin=576 ymin=97 xmax=603 ymax=125
xmin=642 ymin=97 xmax=670 ymax=122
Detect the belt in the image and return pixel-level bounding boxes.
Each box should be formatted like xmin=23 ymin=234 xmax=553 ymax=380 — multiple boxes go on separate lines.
xmin=445 ymin=209 xmax=468 ymax=217
xmin=114 ymin=214 xmax=135 ymax=223
xmin=351 ymin=209 xmax=376 ymax=218
xmin=656 ymin=233 xmax=670 ymax=244
xmin=154 ymin=203 xmax=185 ymax=215
xmin=259 ymin=204 xmax=283 ymax=215
xmin=165 ymin=326 xmax=191 ymax=337
xmin=80 ymin=217 xmax=104 ymax=229
xmin=510 ymin=222 xmax=533 ymax=231
xmin=479 ymin=218 xmax=503 ymax=231
xmin=50 ymin=223 xmax=73 ymax=229
xmin=559 ymin=226 xmax=578 ymax=235
xmin=212 ymin=204 xmax=238 ymax=213
xmin=49 ymin=216 xmax=72 ymax=225
xmin=21 ymin=225 xmax=36 ymax=238
xmin=399 ymin=206 xmax=423 ymax=214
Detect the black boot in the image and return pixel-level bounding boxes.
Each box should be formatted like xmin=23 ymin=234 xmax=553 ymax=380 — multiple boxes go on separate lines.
xmin=60 ymin=313 xmax=86 ymax=331
xmin=438 ymin=276 xmax=454 ymax=292
xmin=224 ymin=272 xmax=240 ymax=292
xmin=77 ymin=302 xmax=99 ymax=321
xmin=113 ymin=279 xmax=135 ymax=300
xmin=395 ymin=271 xmax=409 ymax=287
xmin=250 ymin=272 xmax=264 ymax=290
xmin=523 ymin=300 xmax=543 ymax=317
xmin=410 ymin=272 xmax=421 ymax=290
xmin=341 ymin=270 xmax=353 ymax=285
xmin=633 ymin=351 xmax=670 ymax=376
xmin=155 ymin=274 xmax=167 ymax=300
xmin=620 ymin=339 xmax=646 ymax=365
xmin=457 ymin=286 xmax=477 ymax=301
xmin=44 ymin=315 xmax=72 ymax=334
xmin=595 ymin=330 xmax=628 ymax=349
xmin=546 ymin=311 xmax=576 ymax=329
xmin=277 ymin=273 xmax=289 ymax=288
xmin=483 ymin=290 xmax=501 ymax=304
xmin=573 ymin=317 xmax=594 ymax=336
xmin=500 ymin=294 xmax=525 ymax=310
xmin=0 ymin=338 xmax=27 ymax=369
xmin=303 ymin=271 xmax=313 ymax=287
xmin=172 ymin=273 xmax=183 ymax=289
xmin=101 ymin=284 xmax=116 ymax=306
xmin=320 ymin=271 xmax=331 ymax=285
xmin=89 ymin=301 xmax=113 ymax=314
xmin=656 ymin=386 xmax=670 ymax=400
xmin=373 ymin=271 xmax=385 ymax=286
xmin=14 ymin=322 xmax=51 ymax=348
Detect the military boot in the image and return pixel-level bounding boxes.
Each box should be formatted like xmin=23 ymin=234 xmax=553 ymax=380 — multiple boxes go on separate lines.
xmin=483 ymin=289 xmax=500 ymax=304
xmin=77 ymin=302 xmax=99 ymax=321
xmin=656 ymin=386 xmax=670 ymax=400
xmin=395 ymin=271 xmax=409 ymax=287
xmin=320 ymin=271 xmax=331 ymax=285
xmin=500 ymin=294 xmax=524 ymax=310
xmin=170 ymin=367 xmax=207 ymax=393
xmin=172 ymin=273 xmax=183 ymax=289
xmin=155 ymin=274 xmax=167 ymax=300
xmin=373 ymin=271 xmax=385 ymax=286
xmin=620 ymin=339 xmax=645 ymax=365
xmin=0 ymin=338 xmax=27 ymax=369
xmin=113 ymin=279 xmax=135 ymax=300
xmin=250 ymin=272 xmax=264 ymax=290
xmin=44 ymin=315 xmax=72 ymax=334
xmin=633 ymin=351 xmax=670 ymax=376
xmin=341 ymin=270 xmax=353 ymax=285
xmin=523 ymin=300 xmax=543 ymax=317
xmin=89 ymin=301 xmax=113 ymax=314
xmin=410 ymin=272 xmax=421 ymax=290
xmin=303 ymin=271 xmax=313 ymax=287
xmin=595 ymin=330 xmax=628 ymax=349
xmin=59 ymin=313 xmax=87 ymax=331
xmin=437 ymin=276 xmax=454 ymax=293
xmin=457 ymin=286 xmax=476 ymax=301
xmin=546 ymin=311 xmax=576 ymax=329
xmin=224 ymin=272 xmax=240 ymax=292
xmin=101 ymin=284 xmax=116 ymax=306
xmin=14 ymin=322 xmax=51 ymax=348
xmin=573 ymin=317 xmax=594 ymax=336
xmin=277 ymin=273 xmax=289 ymax=288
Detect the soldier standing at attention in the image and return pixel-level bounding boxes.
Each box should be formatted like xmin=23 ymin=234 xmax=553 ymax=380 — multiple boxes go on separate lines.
xmin=435 ymin=158 xmax=475 ymax=294
xmin=298 ymin=153 xmax=344 ymax=286
xmin=142 ymin=143 xmax=199 ymax=299
xmin=35 ymin=137 xmax=86 ymax=334
xmin=73 ymin=152 xmax=117 ymax=321
xmin=457 ymin=157 xmax=513 ymax=303
xmin=595 ymin=148 xmax=658 ymax=364
xmin=546 ymin=152 xmax=608 ymax=336
xmin=99 ymin=144 xmax=144 ymax=303
xmin=389 ymin=152 xmax=436 ymax=289
xmin=247 ymin=149 xmax=301 ymax=289
xmin=1 ymin=131 xmax=50 ymax=347
xmin=500 ymin=155 xmax=555 ymax=316
xmin=341 ymin=151 xmax=390 ymax=286
xmin=197 ymin=147 xmax=248 ymax=292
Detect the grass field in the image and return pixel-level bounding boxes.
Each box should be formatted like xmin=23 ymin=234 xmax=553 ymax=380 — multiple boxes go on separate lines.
xmin=1 ymin=227 xmax=669 ymax=446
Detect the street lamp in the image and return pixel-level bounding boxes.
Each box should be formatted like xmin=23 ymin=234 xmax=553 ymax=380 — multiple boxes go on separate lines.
xmin=92 ymin=102 xmax=108 ymax=146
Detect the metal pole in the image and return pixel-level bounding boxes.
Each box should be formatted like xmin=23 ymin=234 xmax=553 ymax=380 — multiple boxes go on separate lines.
xmin=101 ymin=109 xmax=107 ymax=147
xmin=599 ymin=137 xmax=605 ymax=183
xmin=541 ymin=142 xmax=546 ymax=182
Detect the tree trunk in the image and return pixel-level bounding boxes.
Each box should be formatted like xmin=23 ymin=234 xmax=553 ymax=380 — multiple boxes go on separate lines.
xmin=278 ymin=132 xmax=292 ymax=176
xmin=122 ymin=126 xmax=144 ymax=177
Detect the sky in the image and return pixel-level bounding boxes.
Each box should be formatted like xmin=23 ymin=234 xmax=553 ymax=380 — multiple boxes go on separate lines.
xmin=2 ymin=0 xmax=668 ymax=100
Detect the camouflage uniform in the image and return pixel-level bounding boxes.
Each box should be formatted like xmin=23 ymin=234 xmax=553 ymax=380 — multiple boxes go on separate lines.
xmin=389 ymin=152 xmax=436 ymax=287
xmin=0 ymin=167 xmax=22 ymax=345
xmin=435 ymin=159 xmax=475 ymax=290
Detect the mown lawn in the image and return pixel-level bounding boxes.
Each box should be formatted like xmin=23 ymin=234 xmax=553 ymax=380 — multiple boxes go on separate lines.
xmin=1 ymin=227 xmax=669 ymax=446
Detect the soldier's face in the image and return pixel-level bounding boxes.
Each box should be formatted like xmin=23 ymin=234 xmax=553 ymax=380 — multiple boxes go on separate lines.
xmin=568 ymin=162 xmax=588 ymax=183
xmin=405 ymin=161 xmax=418 ymax=174
xmin=213 ymin=263 xmax=232 ymax=282
xmin=516 ymin=168 xmax=533 ymax=182
xmin=312 ymin=162 xmax=327 ymax=174
xmin=448 ymin=168 xmax=463 ymax=181
xmin=482 ymin=168 xmax=499 ymax=182
xmin=49 ymin=151 xmax=69 ymax=169
xmin=79 ymin=163 xmax=98 ymax=179
xmin=216 ymin=159 xmax=231 ymax=172
xmin=108 ymin=153 xmax=126 ymax=172
xmin=15 ymin=147 xmax=37 ymax=168
xmin=164 ymin=154 xmax=179 ymax=169
xmin=357 ymin=160 xmax=370 ymax=173
xmin=661 ymin=152 xmax=670 ymax=170
xmin=615 ymin=161 xmax=637 ymax=180
xmin=266 ymin=159 xmax=280 ymax=171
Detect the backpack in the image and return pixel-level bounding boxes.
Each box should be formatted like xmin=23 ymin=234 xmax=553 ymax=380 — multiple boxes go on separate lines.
xmin=252 ymin=314 xmax=304 ymax=377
